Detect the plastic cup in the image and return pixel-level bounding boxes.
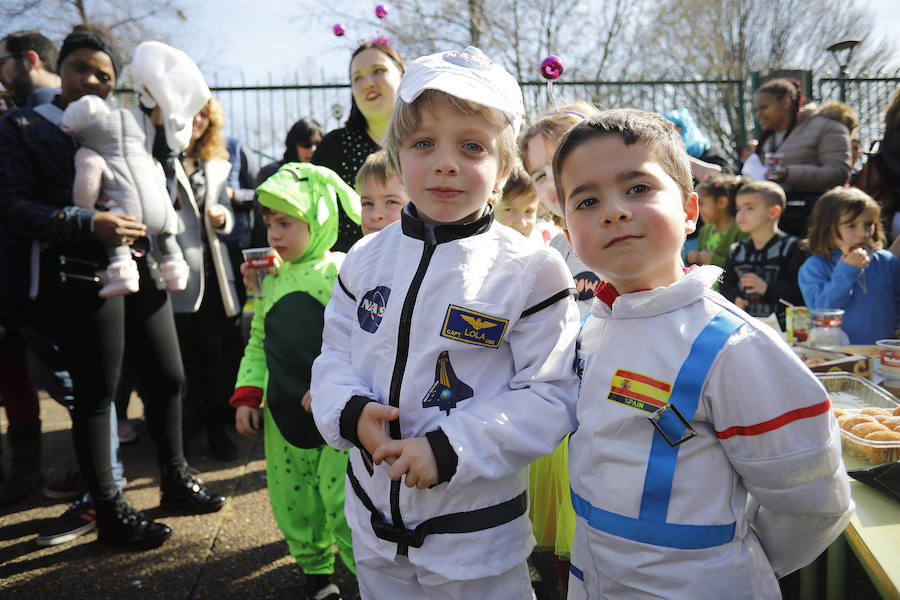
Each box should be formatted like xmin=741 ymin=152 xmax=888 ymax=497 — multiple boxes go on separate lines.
xmin=242 ymin=247 xmax=277 ymax=296
xmin=876 ymin=339 xmax=900 ymax=381
xmin=764 ymin=151 xmax=783 ymax=170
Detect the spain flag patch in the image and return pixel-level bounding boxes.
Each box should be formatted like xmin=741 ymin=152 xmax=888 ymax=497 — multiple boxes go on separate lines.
xmin=607 ymin=369 xmax=672 ymax=413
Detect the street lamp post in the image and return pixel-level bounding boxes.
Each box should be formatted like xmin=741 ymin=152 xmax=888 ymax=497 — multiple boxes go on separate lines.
xmin=826 ymin=40 xmax=861 ymax=103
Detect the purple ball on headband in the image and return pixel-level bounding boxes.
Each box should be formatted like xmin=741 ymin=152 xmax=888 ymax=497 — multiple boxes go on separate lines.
xmin=333 ymin=23 xmax=346 ymax=36
xmin=540 ymin=55 xmax=564 ymax=80
xmin=375 ymin=5 xmax=388 ymax=19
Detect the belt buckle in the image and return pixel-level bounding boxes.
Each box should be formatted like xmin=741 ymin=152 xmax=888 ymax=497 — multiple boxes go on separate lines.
xmin=371 ymin=516 xmax=423 ymax=548
xmin=648 ymin=403 xmax=697 ymax=447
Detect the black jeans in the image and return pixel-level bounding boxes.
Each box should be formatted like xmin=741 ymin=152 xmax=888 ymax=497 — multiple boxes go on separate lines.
xmin=174 ymin=271 xmax=240 ymax=437
xmin=35 ymin=252 xmax=185 ymax=500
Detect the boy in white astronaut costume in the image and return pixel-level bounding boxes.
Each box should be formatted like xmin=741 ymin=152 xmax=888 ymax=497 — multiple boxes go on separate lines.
xmin=554 ymin=109 xmax=853 ymax=599
xmin=311 ymin=47 xmax=580 ymax=598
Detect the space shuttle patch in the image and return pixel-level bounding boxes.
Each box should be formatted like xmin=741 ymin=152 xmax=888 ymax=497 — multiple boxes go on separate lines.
xmin=440 ymin=304 xmax=508 ymax=349
xmin=422 ymin=351 xmax=473 ymax=415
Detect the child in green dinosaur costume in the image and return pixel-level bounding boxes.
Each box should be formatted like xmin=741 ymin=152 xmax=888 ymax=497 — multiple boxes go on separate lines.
xmin=230 ymin=162 xmax=360 ymax=600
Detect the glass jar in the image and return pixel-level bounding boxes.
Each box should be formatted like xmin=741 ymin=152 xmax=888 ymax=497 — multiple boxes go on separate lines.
xmin=809 ymin=309 xmax=850 ymax=347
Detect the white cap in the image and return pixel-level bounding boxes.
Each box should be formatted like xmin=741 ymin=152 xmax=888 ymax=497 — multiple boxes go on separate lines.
xmin=397 ymin=46 xmax=524 ymax=136
xmin=128 ymin=41 xmax=211 ymax=153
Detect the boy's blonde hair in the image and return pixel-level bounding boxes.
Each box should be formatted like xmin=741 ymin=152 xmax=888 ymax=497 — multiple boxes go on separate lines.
xmin=735 ymin=180 xmax=786 ymax=211
xmin=552 ymin=109 xmax=693 ymax=212
xmin=805 ymin=186 xmax=885 ymax=256
xmin=500 ymin=162 xmax=537 ymax=204
xmin=355 ymin=149 xmax=393 ymax=190
xmin=384 ymin=89 xmax=518 ymax=202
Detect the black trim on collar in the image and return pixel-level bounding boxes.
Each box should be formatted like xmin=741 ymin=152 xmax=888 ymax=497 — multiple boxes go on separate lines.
xmin=337 ymin=275 xmax=355 ymax=301
xmin=521 ymin=288 xmax=576 ymax=318
xmin=400 ymin=203 xmax=494 ymax=244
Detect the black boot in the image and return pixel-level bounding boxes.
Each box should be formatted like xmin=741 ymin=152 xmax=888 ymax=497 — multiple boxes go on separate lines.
xmin=160 ymin=465 xmax=226 ymax=513
xmin=95 ymin=493 xmax=172 ymax=550
xmin=0 ymin=422 xmax=44 ymax=505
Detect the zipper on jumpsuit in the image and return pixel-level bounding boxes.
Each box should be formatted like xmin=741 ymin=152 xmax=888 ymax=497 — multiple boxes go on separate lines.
xmin=386 ymin=232 xmax=437 ymax=557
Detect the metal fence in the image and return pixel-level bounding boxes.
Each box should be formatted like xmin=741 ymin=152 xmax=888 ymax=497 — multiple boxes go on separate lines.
xmin=117 ymin=74 xmax=900 ymax=166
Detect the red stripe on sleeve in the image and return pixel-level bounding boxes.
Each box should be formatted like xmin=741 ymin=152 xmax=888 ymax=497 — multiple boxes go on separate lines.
xmin=716 ymin=399 xmax=832 ymax=440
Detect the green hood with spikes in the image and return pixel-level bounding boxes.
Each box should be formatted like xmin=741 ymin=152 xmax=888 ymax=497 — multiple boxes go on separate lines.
xmin=255 ymin=162 xmax=362 ymax=262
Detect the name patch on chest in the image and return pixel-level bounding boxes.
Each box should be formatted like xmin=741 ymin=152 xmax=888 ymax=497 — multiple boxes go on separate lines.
xmin=440 ymin=305 xmax=508 ymax=349
xmin=607 ymin=369 xmax=672 ymax=413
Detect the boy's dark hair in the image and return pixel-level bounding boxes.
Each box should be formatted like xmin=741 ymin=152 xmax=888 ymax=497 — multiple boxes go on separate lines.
xmin=345 ymin=41 xmax=407 ymax=131
xmin=696 ymin=173 xmax=747 ymax=216
xmin=805 ymin=186 xmax=884 ymax=256
xmin=735 ymin=179 xmax=786 ymax=211
xmin=355 ymin=149 xmax=392 ymax=189
xmin=283 ymin=117 xmax=323 ymax=162
xmin=2 ymin=30 xmax=58 ymax=72
xmin=552 ymin=109 xmax=693 ymax=213
xmin=259 ymin=205 xmax=277 ymax=217
xmin=501 ymin=163 xmax=536 ymax=202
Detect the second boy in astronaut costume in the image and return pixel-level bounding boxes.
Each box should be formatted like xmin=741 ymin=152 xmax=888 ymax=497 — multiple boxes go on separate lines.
xmin=555 ymin=110 xmax=853 ymax=599
xmin=311 ymin=47 xmax=580 ymax=597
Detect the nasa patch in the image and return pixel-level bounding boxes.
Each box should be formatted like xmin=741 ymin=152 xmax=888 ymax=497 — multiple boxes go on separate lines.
xmin=358 ymin=286 xmax=390 ymax=333
xmin=442 ymin=50 xmax=492 ymax=71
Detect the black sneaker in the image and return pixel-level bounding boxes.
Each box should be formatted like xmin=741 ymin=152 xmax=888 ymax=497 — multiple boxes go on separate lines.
xmin=36 ymin=493 xmax=97 ymax=546
xmin=95 ymin=493 xmax=172 ymax=550
xmin=306 ymin=574 xmax=341 ymax=600
xmin=43 ymin=470 xmax=85 ymax=500
xmin=160 ymin=465 xmax=226 ymax=513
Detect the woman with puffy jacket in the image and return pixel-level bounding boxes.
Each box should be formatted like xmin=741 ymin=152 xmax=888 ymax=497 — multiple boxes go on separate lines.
xmin=747 ymin=78 xmax=852 ymax=236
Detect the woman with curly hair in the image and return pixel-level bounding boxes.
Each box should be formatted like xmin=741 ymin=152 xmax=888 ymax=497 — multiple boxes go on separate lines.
xmin=172 ymin=96 xmax=242 ymax=461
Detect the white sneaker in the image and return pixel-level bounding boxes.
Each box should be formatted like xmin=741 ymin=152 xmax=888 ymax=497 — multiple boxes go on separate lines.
xmin=99 ymin=258 xmax=140 ymax=298
xmin=161 ymin=257 xmax=189 ymax=292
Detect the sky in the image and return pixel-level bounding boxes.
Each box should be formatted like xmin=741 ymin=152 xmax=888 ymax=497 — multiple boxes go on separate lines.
xmin=179 ymin=0 xmax=900 ymax=87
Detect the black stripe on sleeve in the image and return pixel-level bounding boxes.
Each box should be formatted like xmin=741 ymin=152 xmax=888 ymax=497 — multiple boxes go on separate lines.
xmin=520 ymin=288 xmax=576 ymax=319
xmin=337 ymin=275 xmax=356 ymax=301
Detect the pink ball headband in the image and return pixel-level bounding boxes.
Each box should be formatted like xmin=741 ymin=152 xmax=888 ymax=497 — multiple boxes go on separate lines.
xmin=539 ymin=55 xmax=566 ymax=111
xmin=333 ymin=4 xmax=391 ymax=38
xmin=356 ymin=36 xmax=392 ymax=50
xmin=543 ymin=108 xmax=588 ymax=119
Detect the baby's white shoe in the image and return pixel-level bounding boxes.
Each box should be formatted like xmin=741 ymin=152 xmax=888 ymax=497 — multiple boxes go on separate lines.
xmin=99 ymin=258 xmax=140 ymax=298
xmin=161 ymin=256 xmax=189 ymax=292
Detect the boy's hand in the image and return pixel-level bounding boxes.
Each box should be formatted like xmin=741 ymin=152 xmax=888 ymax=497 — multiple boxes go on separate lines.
xmin=734 ymin=297 xmax=749 ymax=309
xmin=239 ymin=261 xmax=259 ymax=295
xmin=301 ymin=390 xmax=313 ymax=414
xmin=740 ymin=273 xmax=767 ymax=296
xmin=698 ymin=249 xmax=713 ymax=265
xmin=374 ymin=437 xmax=438 ymax=489
xmin=357 ymin=403 xmax=399 ymax=457
xmin=841 ymin=247 xmax=871 ymax=269
xmin=235 ymin=405 xmax=259 ymax=437
xmin=685 ymin=250 xmax=699 ymax=265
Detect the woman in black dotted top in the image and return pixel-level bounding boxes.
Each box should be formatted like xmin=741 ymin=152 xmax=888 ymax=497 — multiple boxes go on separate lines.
xmin=312 ymin=41 xmax=406 ymax=251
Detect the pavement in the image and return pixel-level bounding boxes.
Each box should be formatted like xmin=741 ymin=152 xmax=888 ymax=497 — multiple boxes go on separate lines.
xmin=0 ymin=391 xmax=361 ymax=600
xmin=4 ymin=392 xmax=876 ymax=599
